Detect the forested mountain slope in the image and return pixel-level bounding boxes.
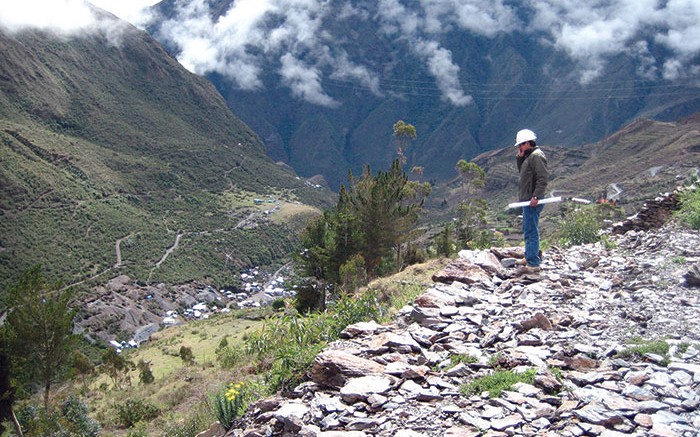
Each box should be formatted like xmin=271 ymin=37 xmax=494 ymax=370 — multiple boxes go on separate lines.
xmin=0 ymin=20 xmax=334 ymax=291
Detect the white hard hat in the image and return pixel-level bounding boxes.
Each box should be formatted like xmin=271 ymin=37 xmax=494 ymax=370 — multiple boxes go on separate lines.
xmin=514 ymin=129 xmax=537 ymax=147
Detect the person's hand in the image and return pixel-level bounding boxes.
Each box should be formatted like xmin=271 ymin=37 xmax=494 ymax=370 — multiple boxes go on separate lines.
xmin=530 ymin=197 xmax=539 ymax=207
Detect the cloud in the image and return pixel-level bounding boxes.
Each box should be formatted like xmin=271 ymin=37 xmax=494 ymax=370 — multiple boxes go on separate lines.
xmin=377 ymin=0 xmax=420 ymax=37
xmin=4 ymin=0 xmax=700 ymax=105
xmin=414 ymin=39 xmax=472 ymax=106
xmin=0 ymin=0 xmax=99 ymax=33
xmin=376 ymin=0 xmax=473 ymax=105
xmin=526 ymin=0 xmax=700 ymax=82
xmin=0 ymin=0 xmax=151 ymax=46
xmin=420 ymin=0 xmax=520 ymax=36
xmin=89 ymin=0 xmax=157 ymax=28
xmin=329 ymin=51 xmax=383 ymax=97
xmin=155 ymin=0 xmax=384 ymax=104
xmin=280 ymin=53 xmax=337 ymax=107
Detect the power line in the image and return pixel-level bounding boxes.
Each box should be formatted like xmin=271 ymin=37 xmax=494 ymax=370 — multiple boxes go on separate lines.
xmin=321 ymin=76 xmax=699 ymax=101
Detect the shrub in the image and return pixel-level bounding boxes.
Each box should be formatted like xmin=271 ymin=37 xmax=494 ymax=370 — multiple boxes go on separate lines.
xmin=155 ymin=399 xmax=212 ymax=437
xmin=472 ymin=229 xmax=493 ymax=249
xmin=101 ymin=348 xmax=134 ymax=389
xmin=617 ymin=337 xmax=670 ymax=364
xmin=137 ymin=359 xmax=155 ymax=385
xmin=293 ymin=278 xmax=326 ymax=313
xmin=677 ymin=186 xmax=700 ymax=229
xmin=433 ymin=223 xmax=454 ymax=257
xmin=61 ymin=395 xmax=100 ymax=436
xmin=179 ymin=346 xmax=195 ymax=364
xmin=212 ymin=381 xmax=256 ymax=430
xmin=339 ymin=254 xmax=368 ymax=292
xmin=246 ymin=291 xmax=385 ymax=392
xmin=330 ymin=291 xmax=384 ymax=336
xmin=461 ymin=368 xmax=536 ymax=398
xmin=15 ymin=397 xmax=100 ymax=437
xmin=125 ymin=422 xmax=149 ymax=437
xmin=266 ymin=342 xmax=325 ymax=391
xmin=450 ymin=354 xmax=478 ymax=366
xmin=114 ymin=399 xmax=160 ymax=428
xmin=271 ymin=298 xmax=286 ymax=311
xmin=676 ymin=342 xmax=691 ymax=357
xmin=216 ymin=344 xmax=245 ymax=369
xmin=379 ymin=281 xmax=425 ymax=320
xmin=558 ymin=205 xmax=602 ymax=247
xmin=159 ymin=409 xmax=210 ymax=437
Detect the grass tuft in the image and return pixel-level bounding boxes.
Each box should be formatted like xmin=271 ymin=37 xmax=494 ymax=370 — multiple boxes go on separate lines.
xmin=461 ymin=368 xmax=536 ymax=398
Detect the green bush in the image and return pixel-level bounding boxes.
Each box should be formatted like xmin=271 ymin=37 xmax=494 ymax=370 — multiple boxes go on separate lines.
xmin=212 ymin=382 xmax=247 ymax=430
xmin=246 ymin=291 xmax=385 ymax=392
xmin=179 ymin=346 xmax=195 ymax=364
xmin=339 ymin=254 xmax=369 ymax=292
xmin=433 ymin=223 xmax=454 ymax=257
xmin=617 ymin=337 xmax=670 ymax=364
xmin=15 ymin=397 xmax=100 ymax=437
xmin=216 ymin=344 xmax=245 ymax=369
xmin=450 ymin=354 xmax=478 ymax=366
xmin=558 ymin=205 xmax=602 ymax=247
xmin=159 ymin=409 xmax=210 ymax=437
xmin=266 ymin=342 xmax=326 ymax=391
xmin=114 ymin=399 xmax=160 ymax=429
xmin=271 ymin=298 xmax=287 ymax=311
xmin=461 ymin=369 xmax=536 ymax=398
xmin=330 ymin=291 xmax=384 ymax=336
xmin=293 ymin=278 xmax=326 ymax=314
xmin=137 ymin=359 xmax=155 ymax=385
xmin=61 ymin=396 xmax=100 ymax=436
xmin=677 ymin=186 xmax=700 ymax=229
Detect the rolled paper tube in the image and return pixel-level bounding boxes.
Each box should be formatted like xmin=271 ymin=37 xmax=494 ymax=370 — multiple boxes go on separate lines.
xmin=507 ymin=196 xmax=563 ymax=209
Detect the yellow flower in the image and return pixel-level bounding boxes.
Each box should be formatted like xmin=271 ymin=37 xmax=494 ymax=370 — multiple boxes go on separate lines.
xmin=224 ymin=381 xmax=245 ymax=401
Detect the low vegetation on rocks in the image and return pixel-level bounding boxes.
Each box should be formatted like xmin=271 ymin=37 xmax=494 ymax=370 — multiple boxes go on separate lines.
xmin=223 ymin=189 xmax=700 ymax=436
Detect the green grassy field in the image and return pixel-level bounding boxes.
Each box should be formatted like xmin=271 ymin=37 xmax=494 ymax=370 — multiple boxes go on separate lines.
xmin=85 ymin=311 xmax=266 ymax=434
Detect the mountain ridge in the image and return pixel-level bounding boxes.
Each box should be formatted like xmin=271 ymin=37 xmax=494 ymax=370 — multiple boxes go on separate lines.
xmin=0 ymin=23 xmax=334 ymax=291
xmin=463 ymin=115 xmax=700 ymax=217
xmin=148 ymin=0 xmax=700 ymax=189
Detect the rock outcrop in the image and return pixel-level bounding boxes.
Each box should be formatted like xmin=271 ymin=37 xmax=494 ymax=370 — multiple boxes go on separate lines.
xmin=611 ymin=190 xmax=682 ymax=234
xmin=228 ymin=218 xmax=700 ymax=436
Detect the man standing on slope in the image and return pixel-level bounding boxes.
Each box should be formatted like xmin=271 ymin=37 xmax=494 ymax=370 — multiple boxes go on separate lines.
xmin=515 ymin=129 xmax=548 ymax=271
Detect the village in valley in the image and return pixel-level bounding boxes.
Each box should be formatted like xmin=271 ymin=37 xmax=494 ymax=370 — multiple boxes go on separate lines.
xmin=104 ymin=265 xmax=296 ymax=353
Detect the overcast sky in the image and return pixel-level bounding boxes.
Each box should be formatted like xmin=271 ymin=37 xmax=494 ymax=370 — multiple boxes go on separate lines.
xmin=1 ymin=0 xmax=699 ymax=106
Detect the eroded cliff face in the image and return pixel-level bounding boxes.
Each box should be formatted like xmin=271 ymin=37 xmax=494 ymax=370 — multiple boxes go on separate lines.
xmin=225 ymin=192 xmax=700 ymax=436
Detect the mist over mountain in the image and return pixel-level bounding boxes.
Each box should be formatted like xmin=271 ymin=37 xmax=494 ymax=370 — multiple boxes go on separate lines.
xmin=143 ymin=0 xmax=700 ymax=189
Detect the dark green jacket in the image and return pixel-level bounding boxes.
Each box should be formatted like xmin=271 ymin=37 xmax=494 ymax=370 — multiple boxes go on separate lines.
xmin=517 ymin=147 xmax=548 ymax=201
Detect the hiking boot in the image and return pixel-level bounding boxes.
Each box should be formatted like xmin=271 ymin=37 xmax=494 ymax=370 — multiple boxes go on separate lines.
xmin=514 ymin=258 xmax=527 ymax=266
xmin=516 ymin=265 xmax=541 ymax=275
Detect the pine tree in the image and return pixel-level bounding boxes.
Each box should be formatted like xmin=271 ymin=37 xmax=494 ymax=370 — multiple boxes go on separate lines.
xmin=1 ymin=265 xmax=76 ymax=408
xmin=296 ymin=159 xmax=424 ymax=297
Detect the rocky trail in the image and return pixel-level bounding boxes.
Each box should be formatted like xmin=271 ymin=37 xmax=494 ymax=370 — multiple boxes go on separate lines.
xmin=226 ymin=194 xmax=700 ymax=437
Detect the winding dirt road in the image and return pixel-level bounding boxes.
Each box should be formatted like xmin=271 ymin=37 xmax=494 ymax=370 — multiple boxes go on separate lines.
xmin=155 ymin=233 xmax=183 ymax=267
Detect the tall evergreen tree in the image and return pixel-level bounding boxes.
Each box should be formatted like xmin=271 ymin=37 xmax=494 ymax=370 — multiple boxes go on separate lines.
xmin=1 ymin=265 xmax=76 ymax=408
xmin=0 ymin=348 xmax=13 ymax=435
xmin=297 ymin=159 xmax=424 ymax=295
